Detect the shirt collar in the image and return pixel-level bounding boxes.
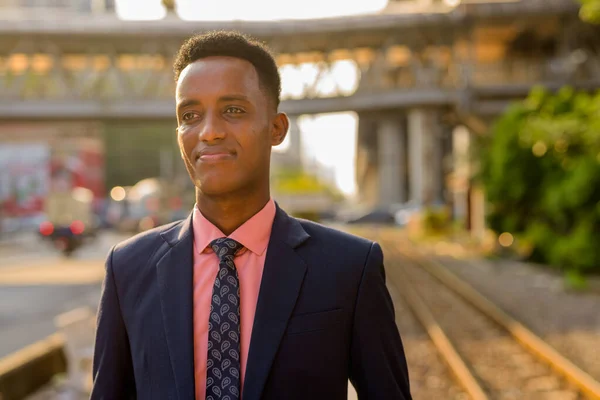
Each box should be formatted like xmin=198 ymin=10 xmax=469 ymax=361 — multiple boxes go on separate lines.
xmin=192 ymin=198 xmax=276 ymax=256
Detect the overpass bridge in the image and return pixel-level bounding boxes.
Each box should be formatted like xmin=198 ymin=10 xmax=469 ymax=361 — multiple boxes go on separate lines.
xmin=0 ymin=0 xmax=599 ymax=211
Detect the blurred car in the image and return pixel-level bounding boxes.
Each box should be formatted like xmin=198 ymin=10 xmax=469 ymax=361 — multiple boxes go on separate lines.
xmin=109 ymin=178 xmax=193 ymax=233
xmin=345 ymin=207 xmax=398 ymax=225
xmin=38 ymin=187 xmax=99 ymax=256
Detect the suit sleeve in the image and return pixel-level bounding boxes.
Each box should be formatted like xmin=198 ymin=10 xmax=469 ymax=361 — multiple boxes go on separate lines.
xmin=91 ymin=247 xmax=136 ymax=399
xmin=349 ymin=241 xmax=412 ymax=399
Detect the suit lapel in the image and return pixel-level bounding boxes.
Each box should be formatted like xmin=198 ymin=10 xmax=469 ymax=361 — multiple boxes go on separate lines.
xmin=156 ymin=213 xmax=195 ymax=400
xmin=242 ymin=206 xmax=310 ymax=400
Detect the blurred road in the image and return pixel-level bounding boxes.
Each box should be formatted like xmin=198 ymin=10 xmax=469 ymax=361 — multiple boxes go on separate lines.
xmin=0 ymin=231 xmax=129 ymax=358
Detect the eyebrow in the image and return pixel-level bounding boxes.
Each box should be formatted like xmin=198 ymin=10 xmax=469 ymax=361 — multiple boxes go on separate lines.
xmin=176 ymin=99 xmax=200 ymax=111
xmin=220 ymin=94 xmax=251 ymax=103
xmin=177 ymin=95 xmax=251 ymax=111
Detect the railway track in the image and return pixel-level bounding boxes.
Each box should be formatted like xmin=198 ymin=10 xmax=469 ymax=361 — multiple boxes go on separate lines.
xmin=385 ymin=277 xmax=469 ymax=399
xmin=361 ymin=228 xmax=600 ymax=400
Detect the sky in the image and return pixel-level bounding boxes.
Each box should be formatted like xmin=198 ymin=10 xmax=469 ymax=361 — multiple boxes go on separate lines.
xmin=114 ymin=0 xmax=383 ymax=196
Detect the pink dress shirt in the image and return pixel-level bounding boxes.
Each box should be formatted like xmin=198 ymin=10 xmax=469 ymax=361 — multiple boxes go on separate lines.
xmin=192 ymin=199 xmax=276 ymax=400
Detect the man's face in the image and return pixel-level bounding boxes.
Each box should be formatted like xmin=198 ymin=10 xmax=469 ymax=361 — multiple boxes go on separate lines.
xmin=176 ymin=56 xmax=287 ymax=197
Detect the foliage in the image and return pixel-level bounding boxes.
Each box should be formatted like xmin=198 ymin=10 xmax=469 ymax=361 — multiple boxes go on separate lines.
xmin=162 ymin=0 xmax=176 ymax=11
xmin=476 ymin=86 xmax=600 ymax=273
xmin=421 ymin=206 xmax=452 ymax=236
xmin=564 ymin=269 xmax=589 ymax=291
xmin=292 ymin=211 xmax=321 ymax=222
xmin=580 ymin=0 xmax=600 ymax=24
xmin=272 ymin=168 xmax=342 ymax=200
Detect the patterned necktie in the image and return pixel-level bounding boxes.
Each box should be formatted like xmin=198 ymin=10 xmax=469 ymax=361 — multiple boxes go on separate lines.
xmin=206 ymin=237 xmax=244 ymax=400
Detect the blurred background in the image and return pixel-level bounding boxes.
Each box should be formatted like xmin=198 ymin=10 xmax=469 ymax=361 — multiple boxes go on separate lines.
xmin=1 ymin=0 xmax=600 ymax=399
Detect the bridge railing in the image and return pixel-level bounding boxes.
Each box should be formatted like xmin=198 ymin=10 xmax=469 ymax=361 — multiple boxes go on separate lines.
xmin=1 ymin=52 xmax=585 ymax=102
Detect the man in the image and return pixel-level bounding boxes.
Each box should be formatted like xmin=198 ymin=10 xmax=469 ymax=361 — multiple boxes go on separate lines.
xmin=91 ymin=31 xmax=412 ymax=400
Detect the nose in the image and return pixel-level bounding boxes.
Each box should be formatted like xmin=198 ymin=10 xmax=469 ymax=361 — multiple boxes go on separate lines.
xmin=198 ymin=113 xmax=226 ymax=143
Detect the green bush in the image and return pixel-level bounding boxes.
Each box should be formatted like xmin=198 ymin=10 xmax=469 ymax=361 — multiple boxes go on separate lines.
xmin=272 ymin=168 xmax=342 ymax=200
xmin=292 ymin=211 xmax=321 ymax=222
xmin=580 ymin=0 xmax=600 ymax=24
xmin=476 ymin=86 xmax=600 ymax=273
xmin=422 ymin=207 xmax=452 ymax=236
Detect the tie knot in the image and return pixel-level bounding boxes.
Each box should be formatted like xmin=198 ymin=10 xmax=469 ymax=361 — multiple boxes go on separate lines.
xmin=210 ymin=237 xmax=243 ymax=261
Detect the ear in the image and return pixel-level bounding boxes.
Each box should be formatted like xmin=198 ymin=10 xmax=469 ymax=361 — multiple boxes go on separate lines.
xmin=270 ymin=112 xmax=289 ymax=147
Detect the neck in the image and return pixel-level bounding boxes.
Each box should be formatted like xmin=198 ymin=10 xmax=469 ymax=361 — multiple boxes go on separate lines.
xmin=196 ymin=187 xmax=271 ymax=236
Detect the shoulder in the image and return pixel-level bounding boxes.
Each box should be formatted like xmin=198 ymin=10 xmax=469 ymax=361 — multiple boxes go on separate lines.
xmin=296 ymin=218 xmax=372 ymax=246
xmin=294 ymin=218 xmax=377 ymax=259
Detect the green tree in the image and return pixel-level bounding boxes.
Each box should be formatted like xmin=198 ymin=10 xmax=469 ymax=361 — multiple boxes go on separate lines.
xmin=580 ymin=0 xmax=600 ymax=24
xmin=476 ymin=86 xmax=600 ymax=273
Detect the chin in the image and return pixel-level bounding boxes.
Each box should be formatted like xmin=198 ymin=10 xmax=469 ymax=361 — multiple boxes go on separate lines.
xmin=196 ymin=178 xmax=239 ymax=197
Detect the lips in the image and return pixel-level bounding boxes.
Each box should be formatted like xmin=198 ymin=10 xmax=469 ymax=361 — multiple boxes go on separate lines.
xmin=194 ymin=148 xmax=235 ymax=162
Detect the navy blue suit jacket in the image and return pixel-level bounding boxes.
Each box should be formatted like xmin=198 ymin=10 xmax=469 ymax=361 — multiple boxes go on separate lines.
xmin=91 ymin=205 xmax=412 ymax=399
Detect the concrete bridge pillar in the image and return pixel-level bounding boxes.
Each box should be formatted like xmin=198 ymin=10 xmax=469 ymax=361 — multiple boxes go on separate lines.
xmin=408 ymin=109 xmax=424 ymax=205
xmin=286 ymin=115 xmax=302 ymax=166
xmin=377 ymin=118 xmax=406 ymax=206
xmin=355 ymin=114 xmax=378 ymax=207
xmin=408 ymin=108 xmax=443 ymax=207
xmin=451 ymin=125 xmax=470 ymax=222
xmin=357 ymin=111 xmax=446 ymax=209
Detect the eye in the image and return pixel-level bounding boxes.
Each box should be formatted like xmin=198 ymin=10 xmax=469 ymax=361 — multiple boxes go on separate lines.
xmin=225 ymin=106 xmax=244 ymax=114
xmin=182 ymin=112 xmax=199 ymax=121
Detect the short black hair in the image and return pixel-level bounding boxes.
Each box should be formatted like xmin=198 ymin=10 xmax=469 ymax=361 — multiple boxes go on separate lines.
xmin=173 ymin=30 xmax=281 ymax=110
